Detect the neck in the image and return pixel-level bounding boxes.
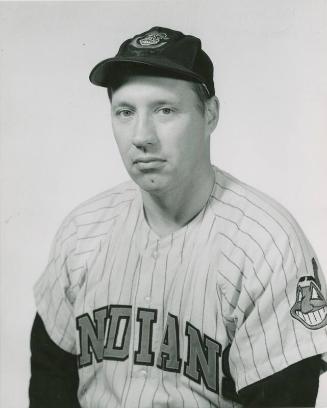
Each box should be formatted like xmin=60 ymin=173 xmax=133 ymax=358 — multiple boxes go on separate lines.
xmin=141 ymin=164 xmax=215 ymax=237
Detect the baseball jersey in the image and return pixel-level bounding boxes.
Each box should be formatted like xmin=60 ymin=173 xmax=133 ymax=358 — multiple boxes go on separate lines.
xmin=34 ymin=166 xmax=327 ymax=408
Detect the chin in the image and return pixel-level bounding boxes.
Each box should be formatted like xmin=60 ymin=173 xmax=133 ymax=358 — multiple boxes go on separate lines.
xmin=131 ymin=172 xmax=169 ymax=193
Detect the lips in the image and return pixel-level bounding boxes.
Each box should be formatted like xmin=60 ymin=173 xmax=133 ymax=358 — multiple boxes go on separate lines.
xmin=133 ymin=157 xmax=166 ymax=170
xmin=295 ymin=306 xmax=327 ymax=327
xmin=133 ymin=157 xmax=165 ymax=164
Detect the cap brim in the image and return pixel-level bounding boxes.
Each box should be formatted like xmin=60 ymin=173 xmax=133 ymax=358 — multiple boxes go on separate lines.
xmin=89 ymin=56 xmax=206 ymax=88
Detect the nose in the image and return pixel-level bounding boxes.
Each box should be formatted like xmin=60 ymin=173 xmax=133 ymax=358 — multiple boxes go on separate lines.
xmin=132 ymin=113 xmax=157 ymax=149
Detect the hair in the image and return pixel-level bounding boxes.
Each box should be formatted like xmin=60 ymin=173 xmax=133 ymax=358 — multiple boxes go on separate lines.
xmin=106 ymin=63 xmax=211 ymax=115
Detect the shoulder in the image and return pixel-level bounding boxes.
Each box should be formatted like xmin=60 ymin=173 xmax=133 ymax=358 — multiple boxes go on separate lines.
xmin=50 ymin=180 xmax=139 ymax=259
xmin=211 ymin=166 xmax=316 ymax=279
xmin=212 ymin=166 xmax=305 ymax=240
xmin=59 ymin=180 xmax=138 ymax=234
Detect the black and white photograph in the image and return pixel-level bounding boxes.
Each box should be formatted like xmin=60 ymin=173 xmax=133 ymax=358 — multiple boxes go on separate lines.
xmin=1 ymin=1 xmax=327 ymax=407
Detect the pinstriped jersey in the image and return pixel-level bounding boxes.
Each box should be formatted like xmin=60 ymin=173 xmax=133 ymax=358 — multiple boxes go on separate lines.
xmin=34 ymin=166 xmax=327 ymax=407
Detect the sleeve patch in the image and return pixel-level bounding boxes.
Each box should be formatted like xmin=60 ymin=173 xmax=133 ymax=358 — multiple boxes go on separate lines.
xmin=290 ymin=258 xmax=327 ymax=330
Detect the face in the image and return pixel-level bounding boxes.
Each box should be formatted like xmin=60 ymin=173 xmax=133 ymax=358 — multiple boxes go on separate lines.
xmin=110 ymin=75 xmax=216 ymax=194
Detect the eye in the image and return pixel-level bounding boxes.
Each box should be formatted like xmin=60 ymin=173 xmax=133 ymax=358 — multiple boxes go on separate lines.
xmin=116 ymin=109 xmax=134 ymax=118
xmin=158 ymin=107 xmax=174 ymax=115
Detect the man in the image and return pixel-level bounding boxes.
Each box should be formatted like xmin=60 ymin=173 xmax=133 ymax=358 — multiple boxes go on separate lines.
xmin=29 ymin=27 xmax=327 ymax=407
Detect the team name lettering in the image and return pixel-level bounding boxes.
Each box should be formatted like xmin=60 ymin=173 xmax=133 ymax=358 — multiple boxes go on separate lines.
xmin=76 ymin=305 xmax=222 ymax=394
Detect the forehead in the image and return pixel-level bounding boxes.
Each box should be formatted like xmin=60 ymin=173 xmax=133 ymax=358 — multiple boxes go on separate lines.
xmin=111 ymin=75 xmax=196 ymax=103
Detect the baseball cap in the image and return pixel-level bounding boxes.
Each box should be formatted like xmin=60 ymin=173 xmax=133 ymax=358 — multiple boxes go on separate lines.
xmin=89 ymin=26 xmax=215 ymax=97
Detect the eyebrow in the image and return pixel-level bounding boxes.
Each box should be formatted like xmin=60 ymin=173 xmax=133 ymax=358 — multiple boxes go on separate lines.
xmin=111 ymin=101 xmax=135 ymax=110
xmin=112 ymin=99 xmax=181 ymax=109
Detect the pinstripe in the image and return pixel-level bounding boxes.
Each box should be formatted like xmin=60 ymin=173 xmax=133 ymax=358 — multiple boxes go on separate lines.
xmin=137 ymin=376 xmax=148 ymax=408
xmin=77 ymin=232 xmax=108 ymax=241
xmin=120 ymin=258 xmax=143 ymax=407
xmin=269 ymin=282 xmax=289 ymax=365
xmin=73 ymin=248 xmax=95 ymax=256
xmin=58 ymin=312 xmax=73 ymax=348
xmin=82 ymin=261 xmax=89 ymax=314
xmin=59 ymin=230 xmax=77 ymax=246
xmin=99 ymin=218 xmax=118 ymax=282
xmin=107 ymin=202 xmax=134 ymax=305
xmin=76 ymin=214 xmax=120 ymax=228
xmin=217 ymin=269 xmax=241 ymax=294
xmin=233 ymin=336 xmax=248 ymax=386
xmin=149 ymin=240 xmax=159 ymax=299
xmin=310 ymin=331 xmax=318 ymax=354
xmin=221 ymin=288 xmax=245 ymax=316
xmin=221 ymin=251 xmax=245 ymax=278
xmin=180 ymin=224 xmax=188 ymax=263
xmin=117 ymin=256 xmax=142 ymax=406
xmin=243 ymin=321 xmax=261 ymax=380
xmin=117 ymin=212 xmax=141 ymax=301
xmin=49 ymin=297 xmax=64 ymax=334
xmin=69 ymin=265 xmax=84 ymax=273
xmin=202 ymin=265 xmax=211 ymax=333
xmin=291 ymin=318 xmax=303 ymax=359
xmin=229 ymin=357 xmax=239 ymax=392
xmin=206 ymin=217 xmax=216 ymax=243
xmin=162 ymin=233 xmax=173 ymax=327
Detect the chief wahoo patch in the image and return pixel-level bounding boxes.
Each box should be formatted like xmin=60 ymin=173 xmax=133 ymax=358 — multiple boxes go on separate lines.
xmin=290 ymin=258 xmax=327 ymax=329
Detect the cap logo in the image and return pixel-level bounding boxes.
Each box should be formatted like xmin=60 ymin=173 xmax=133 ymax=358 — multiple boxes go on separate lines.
xmin=130 ymin=31 xmax=169 ymax=49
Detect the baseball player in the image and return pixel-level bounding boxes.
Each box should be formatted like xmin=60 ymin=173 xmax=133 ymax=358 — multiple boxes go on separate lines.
xmin=29 ymin=27 xmax=327 ymax=407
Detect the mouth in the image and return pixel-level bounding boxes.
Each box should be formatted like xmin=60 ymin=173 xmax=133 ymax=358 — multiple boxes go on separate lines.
xmin=295 ymin=306 xmax=327 ymax=327
xmin=133 ymin=157 xmax=165 ymax=163
xmin=133 ymin=157 xmax=166 ymax=170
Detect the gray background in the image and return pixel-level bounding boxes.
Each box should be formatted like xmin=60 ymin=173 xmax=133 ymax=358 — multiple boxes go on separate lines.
xmin=1 ymin=1 xmax=327 ymax=406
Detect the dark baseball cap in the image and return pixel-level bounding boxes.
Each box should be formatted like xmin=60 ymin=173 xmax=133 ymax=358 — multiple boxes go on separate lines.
xmin=89 ymin=26 xmax=215 ymax=97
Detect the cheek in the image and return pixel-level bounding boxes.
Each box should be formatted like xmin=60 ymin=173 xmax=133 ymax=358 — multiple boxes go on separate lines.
xmin=161 ymin=117 xmax=204 ymax=159
xmin=112 ymin=125 xmax=132 ymax=157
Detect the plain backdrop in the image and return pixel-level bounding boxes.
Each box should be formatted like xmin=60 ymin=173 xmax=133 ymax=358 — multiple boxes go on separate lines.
xmin=1 ymin=1 xmax=327 ymax=407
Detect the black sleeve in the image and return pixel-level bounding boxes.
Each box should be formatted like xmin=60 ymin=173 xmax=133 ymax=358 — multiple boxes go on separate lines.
xmin=29 ymin=313 xmax=81 ymax=408
xmin=237 ymin=355 xmax=321 ymax=407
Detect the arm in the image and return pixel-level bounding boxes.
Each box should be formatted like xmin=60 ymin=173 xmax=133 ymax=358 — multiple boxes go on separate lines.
xmin=237 ymin=355 xmax=321 ymax=407
xmin=29 ymin=313 xmax=81 ymax=408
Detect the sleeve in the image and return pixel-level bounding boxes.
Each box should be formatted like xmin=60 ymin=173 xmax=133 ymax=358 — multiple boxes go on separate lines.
xmin=237 ymin=355 xmax=321 ymax=407
xmin=229 ymin=218 xmax=327 ymax=393
xmin=29 ymin=314 xmax=81 ymax=408
xmin=33 ymin=216 xmax=81 ymax=354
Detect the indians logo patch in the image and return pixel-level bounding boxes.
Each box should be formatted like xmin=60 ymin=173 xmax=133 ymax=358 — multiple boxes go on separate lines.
xmin=290 ymin=258 xmax=327 ymax=329
xmin=130 ymin=31 xmax=169 ymax=49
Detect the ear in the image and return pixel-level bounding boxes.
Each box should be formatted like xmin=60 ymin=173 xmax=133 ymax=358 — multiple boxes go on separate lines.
xmin=205 ymin=96 xmax=220 ymax=134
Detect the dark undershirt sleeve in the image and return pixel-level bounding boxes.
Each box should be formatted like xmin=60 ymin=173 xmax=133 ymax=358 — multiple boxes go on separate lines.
xmin=29 ymin=313 xmax=81 ymax=408
xmin=237 ymin=355 xmax=321 ymax=407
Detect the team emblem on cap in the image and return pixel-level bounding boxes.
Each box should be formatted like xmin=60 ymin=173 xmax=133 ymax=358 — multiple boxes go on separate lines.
xmin=130 ymin=31 xmax=169 ymax=49
xmin=290 ymin=258 xmax=327 ymax=329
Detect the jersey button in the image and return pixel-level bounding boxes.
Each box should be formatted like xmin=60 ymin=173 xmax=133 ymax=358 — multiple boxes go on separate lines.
xmin=152 ymin=250 xmax=159 ymax=259
xmin=144 ymin=296 xmax=151 ymax=303
xmin=140 ymin=369 xmax=147 ymax=377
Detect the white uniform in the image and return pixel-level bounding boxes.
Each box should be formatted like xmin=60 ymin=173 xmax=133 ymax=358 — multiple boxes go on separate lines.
xmin=34 ymin=166 xmax=327 ymax=408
